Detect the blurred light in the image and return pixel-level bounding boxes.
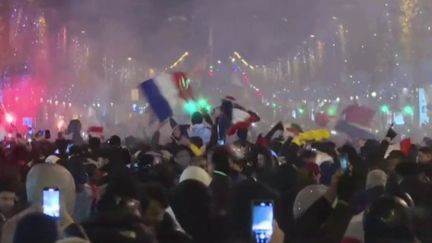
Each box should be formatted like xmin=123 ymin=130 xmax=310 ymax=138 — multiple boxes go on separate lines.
xmin=217 ymin=60 xmax=222 ymax=64
xmin=327 ymin=106 xmax=337 ymax=116
xmin=5 ymin=113 xmax=14 ymax=124
xmin=403 ymin=105 xmax=414 ymax=116
xmin=380 ymin=105 xmax=390 ymax=114
xmin=298 ymin=108 xmax=305 ymax=115
xmin=169 ymin=52 xmax=189 ymax=69
xmin=371 ymin=91 xmax=377 ymax=97
xmin=127 ymin=57 xmax=132 ymax=61
xmin=57 ymin=120 xmax=65 ymax=131
xmin=184 ymin=100 xmax=199 ymax=114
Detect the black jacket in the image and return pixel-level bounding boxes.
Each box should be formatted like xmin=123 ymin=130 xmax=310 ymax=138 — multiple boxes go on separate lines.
xmin=289 ymin=197 xmax=355 ymax=243
xmin=82 ymin=209 xmax=154 ymax=243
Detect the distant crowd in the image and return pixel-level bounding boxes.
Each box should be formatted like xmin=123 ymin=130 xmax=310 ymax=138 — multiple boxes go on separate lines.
xmin=0 ymin=99 xmax=431 ymax=243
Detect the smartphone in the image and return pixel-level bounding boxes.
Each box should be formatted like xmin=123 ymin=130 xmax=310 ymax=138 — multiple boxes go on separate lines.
xmin=339 ymin=153 xmax=349 ymax=173
xmin=217 ymin=139 xmax=225 ymax=145
xmin=42 ymin=187 xmax=60 ymax=219
xmin=252 ymin=200 xmax=274 ymax=243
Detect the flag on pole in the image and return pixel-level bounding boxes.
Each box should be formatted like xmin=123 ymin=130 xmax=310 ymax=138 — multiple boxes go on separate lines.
xmin=335 ymin=105 xmax=376 ymax=139
xmin=335 ymin=120 xmax=376 ymax=140
xmin=140 ymin=72 xmax=193 ymax=122
xmin=88 ymin=126 xmax=104 ymax=138
xmin=342 ymin=105 xmax=376 ymax=127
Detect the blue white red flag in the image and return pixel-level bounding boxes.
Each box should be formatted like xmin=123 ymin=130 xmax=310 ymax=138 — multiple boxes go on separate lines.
xmin=140 ymin=72 xmax=193 ymax=121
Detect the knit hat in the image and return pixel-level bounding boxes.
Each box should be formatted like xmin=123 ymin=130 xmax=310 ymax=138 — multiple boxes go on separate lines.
xmin=45 ymin=155 xmax=60 ymax=164
xmin=179 ymin=166 xmax=212 ymax=186
xmin=366 ymin=169 xmax=388 ymax=190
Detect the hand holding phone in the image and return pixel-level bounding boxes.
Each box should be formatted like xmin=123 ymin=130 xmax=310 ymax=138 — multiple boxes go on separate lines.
xmin=252 ymin=200 xmax=274 ymax=243
xmin=42 ymin=187 xmax=60 ymax=219
xmin=338 ymin=153 xmax=349 ymax=174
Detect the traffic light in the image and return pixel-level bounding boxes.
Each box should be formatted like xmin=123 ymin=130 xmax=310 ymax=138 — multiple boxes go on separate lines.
xmin=403 ymin=105 xmax=414 ymax=116
xmin=380 ymin=104 xmax=390 ymax=114
xmin=327 ymin=106 xmax=337 ymax=116
xmin=298 ymin=108 xmax=305 ymax=115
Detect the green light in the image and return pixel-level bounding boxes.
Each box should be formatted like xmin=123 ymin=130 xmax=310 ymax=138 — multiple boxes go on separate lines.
xmin=380 ymin=105 xmax=390 ymax=114
xmin=204 ymin=104 xmax=212 ymax=112
xmin=327 ymin=106 xmax=337 ymax=116
xmin=184 ymin=99 xmax=212 ymax=114
xmin=198 ymin=99 xmax=207 ymax=107
xmin=298 ymin=108 xmax=305 ymax=114
xmin=184 ymin=101 xmax=198 ymax=114
xmin=403 ymin=105 xmax=414 ymax=116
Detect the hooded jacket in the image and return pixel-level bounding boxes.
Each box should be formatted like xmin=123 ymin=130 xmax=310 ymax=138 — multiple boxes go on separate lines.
xmin=1 ymin=164 xmax=77 ymax=243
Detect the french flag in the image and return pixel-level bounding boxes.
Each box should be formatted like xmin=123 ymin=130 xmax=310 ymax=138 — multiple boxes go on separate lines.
xmin=335 ymin=105 xmax=376 ymax=139
xmin=88 ymin=126 xmax=104 ymax=139
xmin=140 ymin=72 xmax=193 ymax=122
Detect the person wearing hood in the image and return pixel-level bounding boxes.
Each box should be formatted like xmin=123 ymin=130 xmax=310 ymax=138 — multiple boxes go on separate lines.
xmin=1 ymin=163 xmax=88 ymax=243
xmin=170 ymin=180 xmax=213 ymax=243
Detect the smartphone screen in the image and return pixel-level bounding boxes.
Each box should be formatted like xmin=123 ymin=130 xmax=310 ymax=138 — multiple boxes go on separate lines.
xmin=252 ymin=200 xmax=274 ymax=243
xmin=339 ymin=153 xmax=349 ymax=173
xmin=42 ymin=187 xmax=60 ymax=219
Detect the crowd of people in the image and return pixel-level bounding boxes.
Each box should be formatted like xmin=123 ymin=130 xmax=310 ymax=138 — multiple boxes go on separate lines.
xmin=0 ymin=98 xmax=432 ymax=243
